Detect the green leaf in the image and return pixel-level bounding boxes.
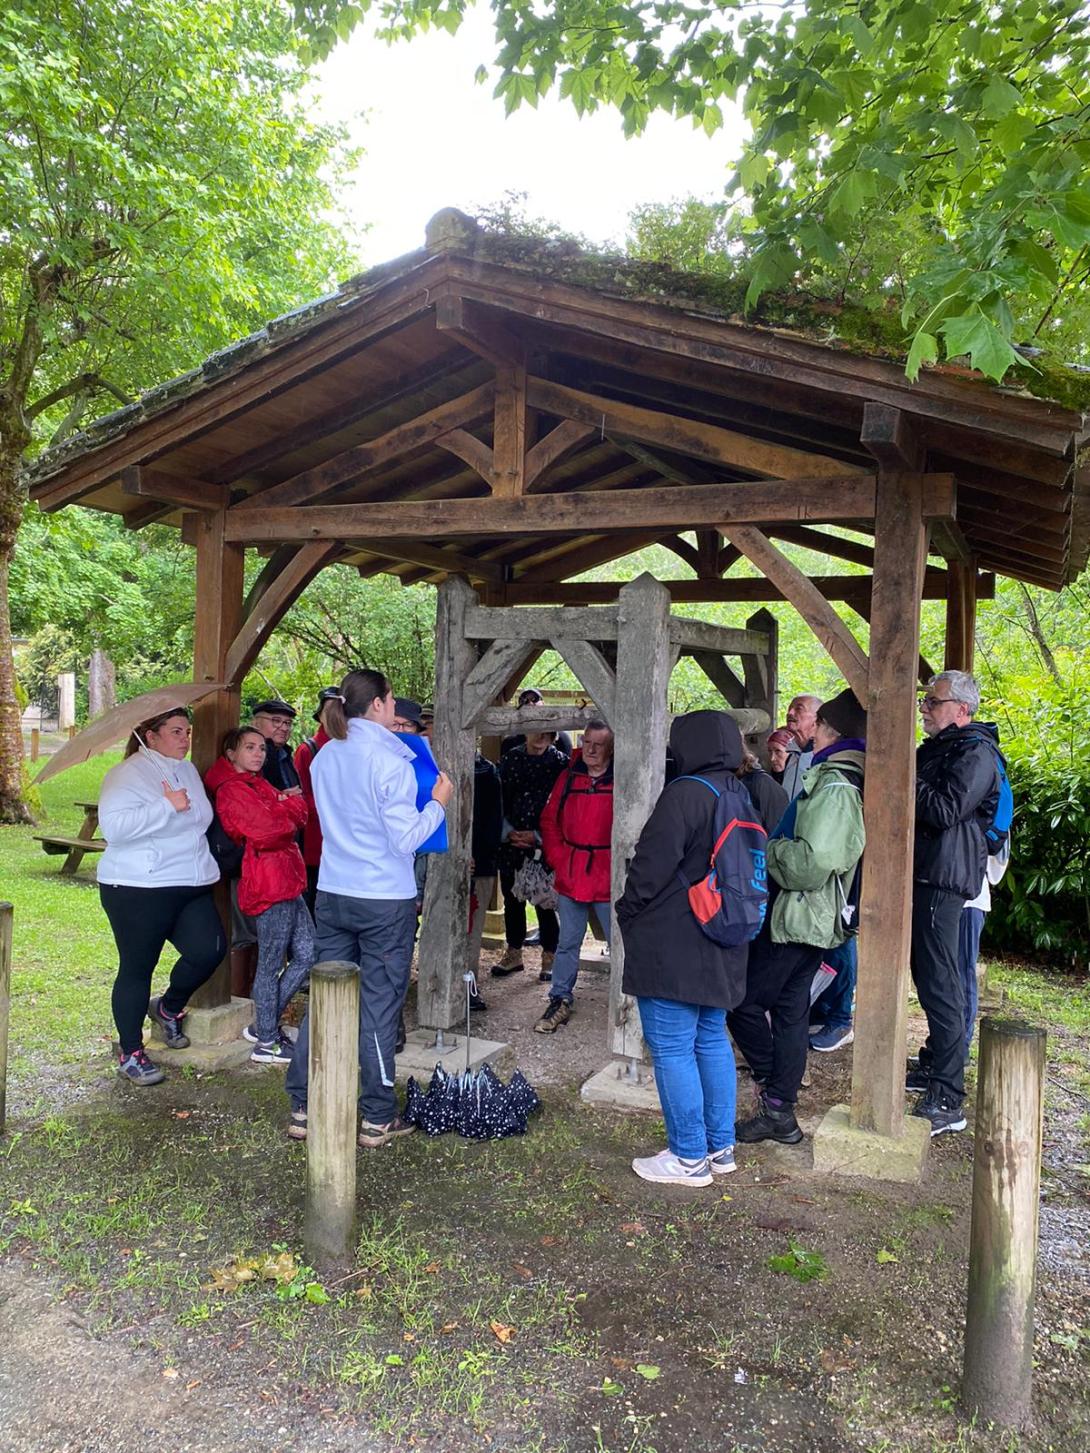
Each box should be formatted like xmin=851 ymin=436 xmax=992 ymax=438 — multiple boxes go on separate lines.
xmin=905 ymin=330 xmax=938 ymax=381
xmin=842 ymin=16 xmax=876 ymax=56
xmin=939 ymin=309 xmax=1022 ymax=382
xmin=876 ymin=1248 xmax=899 ymax=1264
xmin=739 ymin=152 xmax=771 ymax=189
xmin=981 ymin=76 xmax=1022 ymax=120
xmin=635 ymin=1363 xmax=661 ymax=1380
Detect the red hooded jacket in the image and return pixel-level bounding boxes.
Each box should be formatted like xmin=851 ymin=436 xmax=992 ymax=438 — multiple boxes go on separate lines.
xmin=294 ymin=727 xmax=330 ymax=868
xmin=205 ymin=757 xmax=308 ymax=916
xmin=540 ymin=755 xmax=614 ymax=902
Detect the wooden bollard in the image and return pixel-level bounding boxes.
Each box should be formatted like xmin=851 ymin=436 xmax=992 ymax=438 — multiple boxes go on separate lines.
xmin=962 ymin=1017 xmax=1046 ymax=1428
xmin=30 ymin=728 xmax=39 ymax=762
xmin=0 ymin=902 xmax=12 ymax=1133
xmin=67 ymin=724 xmax=77 ymax=740
xmin=304 ymin=960 xmax=359 ymax=1273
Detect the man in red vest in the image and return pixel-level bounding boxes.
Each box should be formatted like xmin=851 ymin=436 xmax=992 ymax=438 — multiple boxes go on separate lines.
xmin=534 ymin=721 xmax=615 ymax=1033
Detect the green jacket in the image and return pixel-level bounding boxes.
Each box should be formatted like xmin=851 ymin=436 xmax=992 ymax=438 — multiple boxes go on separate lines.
xmin=766 ymin=747 xmax=865 ymax=949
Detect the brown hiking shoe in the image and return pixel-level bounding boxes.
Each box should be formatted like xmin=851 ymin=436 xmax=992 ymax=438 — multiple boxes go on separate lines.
xmin=538 ymin=950 xmax=555 ymax=983
xmin=491 ymin=946 xmax=524 ymax=978
xmin=358 ymin=1115 xmax=416 ymax=1149
xmin=534 ymin=998 xmax=571 ymax=1034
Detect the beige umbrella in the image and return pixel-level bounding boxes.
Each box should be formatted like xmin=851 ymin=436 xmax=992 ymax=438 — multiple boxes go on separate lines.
xmin=34 ymin=681 xmax=227 ymax=784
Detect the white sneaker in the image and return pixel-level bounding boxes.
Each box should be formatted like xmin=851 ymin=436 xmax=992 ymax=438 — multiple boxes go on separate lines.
xmin=631 ymin=1149 xmax=712 ymax=1187
xmin=708 ymin=1146 xmax=737 ymax=1176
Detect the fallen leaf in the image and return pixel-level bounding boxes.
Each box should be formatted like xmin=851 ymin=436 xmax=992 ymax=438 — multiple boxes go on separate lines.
xmin=609 ymin=1356 xmax=632 ymax=1371
xmin=440 ymin=1321 xmax=460 ymax=1333
xmin=402 ymin=1332 xmax=416 ymax=1342
xmin=170 ymin=1110 xmax=192 ymax=1120
xmin=620 ymin=1221 xmax=646 ymax=1236
xmin=512 ymin=1263 xmax=533 ymax=1279
xmin=424 ymin=1261 xmax=441 ymax=1274
xmin=876 ymin=1248 xmax=899 ymax=1265
xmin=185 ymin=1381 xmax=202 ymax=1391
xmin=489 ymin=1320 xmax=516 ymax=1344
xmin=635 ymin=1364 xmax=661 ymax=1380
xmin=161 ymin=1368 xmax=179 ymax=1380
xmin=820 ymin=1348 xmax=856 ymax=1374
xmin=540 ymin=1235 xmax=558 ymax=1246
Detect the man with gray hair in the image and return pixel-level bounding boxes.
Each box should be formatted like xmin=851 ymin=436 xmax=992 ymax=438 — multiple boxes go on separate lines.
xmin=782 ymin=693 xmax=823 ymax=800
xmin=909 ymin=670 xmax=1002 ymax=1136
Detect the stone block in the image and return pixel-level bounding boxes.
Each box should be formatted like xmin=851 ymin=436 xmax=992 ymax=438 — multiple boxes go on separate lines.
xmin=147 ymin=996 xmax=253 ymax=1049
xmin=581 ymin=1060 xmax=661 ymax=1114
xmin=396 ymin=1027 xmax=515 ymax=1084
xmin=811 ymin=1103 xmax=930 ymax=1183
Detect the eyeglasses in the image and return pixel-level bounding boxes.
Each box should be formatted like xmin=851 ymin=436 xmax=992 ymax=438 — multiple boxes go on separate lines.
xmin=919 ymin=695 xmax=958 ymax=709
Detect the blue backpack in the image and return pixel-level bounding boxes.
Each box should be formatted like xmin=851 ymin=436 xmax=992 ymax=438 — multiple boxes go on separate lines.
xmin=983 ymin=743 xmax=1013 ymax=854
xmin=673 ymin=775 xmax=768 ymax=948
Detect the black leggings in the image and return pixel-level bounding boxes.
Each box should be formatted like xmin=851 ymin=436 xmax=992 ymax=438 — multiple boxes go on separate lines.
xmin=100 ymin=884 xmax=227 ymax=1053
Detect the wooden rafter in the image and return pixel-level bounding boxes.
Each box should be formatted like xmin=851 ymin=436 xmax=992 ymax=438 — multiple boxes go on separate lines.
xmin=121 ymin=465 xmax=225 ymax=512
xmin=224 ymin=541 xmax=338 ymax=685
xmin=498 ymin=570 xmax=993 ymax=605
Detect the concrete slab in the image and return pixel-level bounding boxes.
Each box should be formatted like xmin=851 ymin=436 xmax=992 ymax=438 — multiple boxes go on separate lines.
xmin=154 ymin=1039 xmax=255 ymax=1074
xmin=578 ymin=945 xmax=611 ymax=975
xmin=145 ymin=996 xmax=255 ymax=1048
xmin=811 ymin=1103 xmax=930 ymax=1183
xmin=580 ymin=1060 xmax=661 ymax=1114
xmin=396 ymin=1027 xmax=515 ymax=1084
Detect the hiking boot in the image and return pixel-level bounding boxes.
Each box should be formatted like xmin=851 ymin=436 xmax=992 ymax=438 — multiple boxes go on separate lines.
xmin=148 ymin=996 xmax=189 ymax=1049
xmin=632 ymin=1149 xmax=712 ymax=1187
xmin=905 ymin=1067 xmax=931 ymax=1094
xmin=469 ymin=992 xmax=488 ymax=1012
xmin=735 ymin=1096 xmax=804 ymax=1146
xmin=810 ymin=1024 xmax=854 ymax=1053
xmin=912 ymin=1093 xmax=967 ymax=1137
xmin=538 ymin=950 xmax=555 ymax=983
xmin=491 ymin=947 xmax=524 ymax=978
xmin=250 ymin=1040 xmax=293 ymax=1065
xmin=533 ymin=998 xmax=571 ymax=1034
xmin=287 ymin=1108 xmax=308 ymax=1141
xmin=358 ymin=1115 xmax=416 ymax=1149
xmin=117 ymin=1048 xmax=165 ymax=1086
xmin=708 ymin=1146 xmax=737 ymax=1176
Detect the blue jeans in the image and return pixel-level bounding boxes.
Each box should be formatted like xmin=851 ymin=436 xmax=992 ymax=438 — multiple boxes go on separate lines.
xmin=812 ymin=937 xmax=857 ymax=1033
xmin=637 ymin=997 xmax=737 ymax=1160
xmin=549 ymin=895 xmax=611 ymax=1004
xmin=959 ymin=907 xmax=984 ymax=1056
xmin=285 ymin=891 xmax=416 ymax=1124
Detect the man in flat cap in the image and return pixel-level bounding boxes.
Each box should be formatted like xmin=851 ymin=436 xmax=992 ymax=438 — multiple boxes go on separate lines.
xmin=251 ymin=699 xmax=302 ymax=795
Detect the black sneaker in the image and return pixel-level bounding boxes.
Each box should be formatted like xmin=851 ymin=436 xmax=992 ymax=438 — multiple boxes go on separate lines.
xmin=118 ymin=1048 xmax=166 ymax=1086
xmin=533 ymin=998 xmax=571 ymax=1034
xmin=469 ymin=992 xmax=488 ymax=1012
xmin=735 ymin=1096 xmax=804 ymax=1145
xmin=148 ymin=996 xmax=190 ymax=1049
xmin=905 ymin=1067 xmax=930 ymax=1094
xmin=912 ymin=1094 xmax=967 ymax=1137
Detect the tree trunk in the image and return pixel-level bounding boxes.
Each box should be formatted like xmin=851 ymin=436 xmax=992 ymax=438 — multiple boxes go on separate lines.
xmin=0 ymin=452 xmax=32 ymax=824
xmin=88 ymin=647 xmax=116 ymax=718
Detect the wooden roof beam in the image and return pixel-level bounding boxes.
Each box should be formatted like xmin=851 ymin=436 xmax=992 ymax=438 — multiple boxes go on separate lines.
xmin=121 ymin=465 xmax=226 ymax=512
xmin=764 ymin=524 xmax=875 ymax=569
xmin=499 ymin=570 xmax=994 ymax=605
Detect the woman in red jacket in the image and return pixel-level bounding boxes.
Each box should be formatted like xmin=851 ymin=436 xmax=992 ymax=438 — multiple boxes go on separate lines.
xmin=208 ymin=727 xmax=314 ymax=1065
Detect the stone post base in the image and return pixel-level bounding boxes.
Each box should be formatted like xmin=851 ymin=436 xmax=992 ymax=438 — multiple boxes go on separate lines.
xmin=581 ymin=1059 xmax=659 ymax=1113
xmin=811 ymin=1103 xmax=930 ymax=1183
xmin=396 ymin=1027 xmax=515 ymax=1084
xmin=147 ymin=995 xmax=254 ymax=1048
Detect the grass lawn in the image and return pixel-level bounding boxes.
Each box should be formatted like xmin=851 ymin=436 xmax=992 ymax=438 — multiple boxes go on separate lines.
xmin=1 ymin=758 xmax=1089 ymax=1452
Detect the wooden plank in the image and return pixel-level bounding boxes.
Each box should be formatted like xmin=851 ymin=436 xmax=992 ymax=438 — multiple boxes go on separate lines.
xmin=721 ymin=525 xmax=870 ymax=699
xmin=668 ymin=617 xmax=769 ymax=656
xmin=223 ymin=475 xmax=890 ymax=544
xmin=504 ymin=576 xmax=873 ymax=605
xmin=527 ymin=376 xmax=865 ymax=480
xmin=492 ymin=363 xmax=528 ymax=497
xmin=416 ymin=577 xmax=479 ymax=1030
xmin=944 ymin=559 xmax=978 ymax=672
xmin=476 ymin=704 xmax=605 ymax=734
xmin=225 ymin=541 xmax=338 ymax=686
xmin=231 ymin=382 xmax=496 ymax=512
xmin=525 ymin=421 xmax=596 ymax=490
xmin=550 ymin=638 xmax=617 ymax=723
xmin=851 ymin=470 xmax=929 ymax=1138
xmin=358 ymin=539 xmax=505 ymax=584
xmin=123 ymin=500 xmax=174 ymax=531
xmin=511 ymin=528 xmax=666 ymax=584
xmin=434 ymin=427 xmax=496 ymax=488
xmin=460 ymin=639 xmax=540 ymax=728
xmin=745 ymin=609 xmax=779 ymax=723
xmin=435 ymin=293 xmax=525 ymax=370
xmin=765 ymin=524 xmax=875 ymax=568
xmin=121 ymin=465 xmax=226 ymax=512
xmin=464 ymin=604 xmax=765 ymax=655
xmin=609 ymin=574 xmax=673 ymax=1065
xmin=690 ymin=650 xmax=746 ymax=708
xmin=931 ymin=518 xmax=973 ymax=564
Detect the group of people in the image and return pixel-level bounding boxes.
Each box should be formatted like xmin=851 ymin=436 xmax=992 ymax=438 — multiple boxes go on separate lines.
xmin=94 ymin=659 xmax=1008 ymax=1178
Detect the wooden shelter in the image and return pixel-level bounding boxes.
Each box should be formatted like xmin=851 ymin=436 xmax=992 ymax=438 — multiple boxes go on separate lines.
xmin=27 ymin=209 xmax=1090 ymax=1144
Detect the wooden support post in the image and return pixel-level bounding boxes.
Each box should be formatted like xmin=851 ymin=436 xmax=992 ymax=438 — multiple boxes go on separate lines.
xmin=962 ymin=1017 xmax=1046 ymax=1429
xmin=417 ymin=577 xmax=477 ymax=1031
xmin=189 ymin=509 xmax=244 ymax=1010
xmin=609 ymin=574 xmax=673 ymax=1068
xmin=744 ymin=608 xmax=779 ymax=724
xmin=29 ymin=729 xmax=39 ymax=762
xmin=0 ymin=902 xmax=11 ymax=1133
xmin=944 ymin=559 xmax=978 ymax=672
xmin=851 ymin=472 xmax=929 ymax=1137
xmin=492 ymin=362 xmax=528 ymax=497
xmin=304 ymin=960 xmax=360 ymax=1273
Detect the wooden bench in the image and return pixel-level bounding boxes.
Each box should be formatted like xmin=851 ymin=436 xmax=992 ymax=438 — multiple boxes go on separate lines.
xmin=35 ymin=801 xmax=106 ymax=875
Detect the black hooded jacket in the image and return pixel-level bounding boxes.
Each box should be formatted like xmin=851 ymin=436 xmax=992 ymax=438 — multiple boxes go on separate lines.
xmin=617 ymin=711 xmax=752 ymax=1011
xmin=914 ymin=720 xmax=1001 ymax=899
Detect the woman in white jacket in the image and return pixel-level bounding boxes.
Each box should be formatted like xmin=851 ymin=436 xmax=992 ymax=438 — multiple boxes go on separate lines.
xmin=97 ymin=708 xmax=226 ymax=1085
xmin=284 ymin=669 xmax=452 ymax=1146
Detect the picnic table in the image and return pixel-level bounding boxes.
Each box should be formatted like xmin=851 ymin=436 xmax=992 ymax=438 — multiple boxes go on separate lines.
xmin=34 ymin=801 xmax=106 ymax=875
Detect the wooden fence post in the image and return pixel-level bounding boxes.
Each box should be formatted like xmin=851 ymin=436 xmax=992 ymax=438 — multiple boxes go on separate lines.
xmin=30 ymin=729 xmax=39 ymax=762
xmin=962 ymin=1016 xmax=1046 ymax=1428
xmin=0 ymin=902 xmax=12 ymax=1133
xmin=304 ymin=960 xmax=360 ymax=1273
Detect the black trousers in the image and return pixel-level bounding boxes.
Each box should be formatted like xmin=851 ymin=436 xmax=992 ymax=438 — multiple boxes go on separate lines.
xmin=910 ymin=886 xmax=966 ymax=1103
xmin=499 ymin=865 xmax=559 ymax=953
xmin=728 ymin=925 xmax=822 ymax=1106
xmin=100 ymin=884 xmax=226 ymax=1054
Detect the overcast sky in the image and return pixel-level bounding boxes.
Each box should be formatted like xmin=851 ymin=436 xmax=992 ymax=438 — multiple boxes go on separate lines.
xmin=315 ymin=8 xmax=746 ymax=265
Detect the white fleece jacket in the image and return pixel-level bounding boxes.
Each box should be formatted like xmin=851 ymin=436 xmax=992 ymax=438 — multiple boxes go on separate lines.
xmin=97 ymin=750 xmax=219 ymax=888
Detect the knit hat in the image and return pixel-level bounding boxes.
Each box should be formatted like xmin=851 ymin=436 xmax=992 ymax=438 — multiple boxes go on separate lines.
xmin=817 ymin=689 xmax=867 ymax=741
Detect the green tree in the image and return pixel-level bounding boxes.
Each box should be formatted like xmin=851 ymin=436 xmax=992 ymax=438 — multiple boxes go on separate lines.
xmin=321 ymin=0 xmax=1090 ymax=379
xmin=0 ymin=0 xmax=356 ymax=821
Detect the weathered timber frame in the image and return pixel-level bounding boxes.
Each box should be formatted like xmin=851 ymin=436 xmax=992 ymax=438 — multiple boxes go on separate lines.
xmin=25 ymin=222 xmax=1090 ymax=1149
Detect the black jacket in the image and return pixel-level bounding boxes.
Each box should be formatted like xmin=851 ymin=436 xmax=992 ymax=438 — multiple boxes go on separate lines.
xmin=739 ymin=767 xmax=788 ymax=834
xmin=472 ymin=754 xmax=504 ymax=879
xmin=617 ymin=711 xmax=751 ymax=1011
xmin=914 ymin=721 xmax=1001 ymax=899
xmin=261 ymin=740 xmax=301 ymax=794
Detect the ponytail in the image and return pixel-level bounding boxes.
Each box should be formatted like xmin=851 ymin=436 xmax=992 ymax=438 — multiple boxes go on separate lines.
xmin=325 ymin=669 xmax=389 ymax=741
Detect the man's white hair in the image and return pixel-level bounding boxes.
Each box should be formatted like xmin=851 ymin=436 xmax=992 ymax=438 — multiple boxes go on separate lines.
xmin=930 ymin=670 xmax=980 ymax=715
